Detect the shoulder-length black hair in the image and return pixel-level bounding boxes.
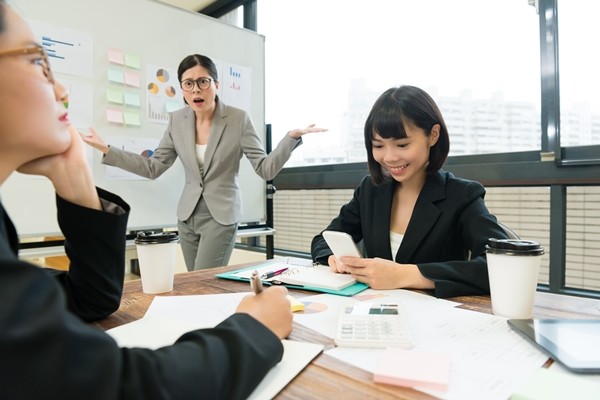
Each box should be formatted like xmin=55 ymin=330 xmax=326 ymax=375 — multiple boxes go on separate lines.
xmin=177 ymin=54 xmax=218 ymax=83
xmin=364 ymin=85 xmax=450 ymax=185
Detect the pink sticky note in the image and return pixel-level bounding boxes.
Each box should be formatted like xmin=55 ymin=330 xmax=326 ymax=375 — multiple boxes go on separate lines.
xmin=108 ymin=48 xmax=125 ymax=65
xmin=106 ymin=108 xmax=123 ymax=124
xmin=373 ymin=348 xmax=451 ymax=392
xmin=124 ymin=70 xmax=140 ymax=87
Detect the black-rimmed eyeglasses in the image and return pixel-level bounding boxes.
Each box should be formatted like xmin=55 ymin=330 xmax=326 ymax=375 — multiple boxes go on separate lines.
xmin=180 ymin=77 xmax=212 ymax=92
xmin=0 ymin=44 xmax=54 ymax=85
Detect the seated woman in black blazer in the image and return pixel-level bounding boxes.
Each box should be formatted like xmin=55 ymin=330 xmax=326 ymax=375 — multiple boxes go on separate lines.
xmin=311 ymin=85 xmax=508 ymax=298
xmin=0 ymin=3 xmax=292 ymax=398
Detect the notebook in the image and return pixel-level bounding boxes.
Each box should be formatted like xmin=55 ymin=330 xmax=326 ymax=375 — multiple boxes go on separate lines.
xmin=273 ymin=264 xmax=356 ymax=291
xmin=216 ymin=259 xmax=369 ymax=296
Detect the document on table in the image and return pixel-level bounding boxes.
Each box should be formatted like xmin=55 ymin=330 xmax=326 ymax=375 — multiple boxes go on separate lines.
xmin=292 ymin=288 xmax=460 ymax=339
xmin=107 ymin=293 xmax=323 ymax=400
xmin=290 ymin=289 xmax=548 ymax=400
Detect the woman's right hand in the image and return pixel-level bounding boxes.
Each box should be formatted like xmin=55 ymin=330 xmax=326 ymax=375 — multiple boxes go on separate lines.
xmin=17 ymin=126 xmax=101 ymax=211
xmin=236 ymin=286 xmax=293 ymax=339
xmin=80 ymin=127 xmax=109 ymax=155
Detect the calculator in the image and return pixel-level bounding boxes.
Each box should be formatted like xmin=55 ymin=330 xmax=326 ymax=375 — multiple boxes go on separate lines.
xmin=334 ymin=303 xmax=414 ymax=349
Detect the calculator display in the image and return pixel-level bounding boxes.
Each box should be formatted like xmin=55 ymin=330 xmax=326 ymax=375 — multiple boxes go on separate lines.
xmin=369 ymin=307 xmax=398 ymax=315
xmin=343 ymin=304 xmax=399 ymax=315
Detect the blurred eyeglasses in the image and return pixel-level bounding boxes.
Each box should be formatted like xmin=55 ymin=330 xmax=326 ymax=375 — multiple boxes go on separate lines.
xmin=0 ymin=44 xmax=54 ymax=85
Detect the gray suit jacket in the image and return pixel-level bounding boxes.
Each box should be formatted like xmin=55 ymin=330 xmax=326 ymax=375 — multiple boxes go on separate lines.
xmin=103 ymin=100 xmax=301 ymax=225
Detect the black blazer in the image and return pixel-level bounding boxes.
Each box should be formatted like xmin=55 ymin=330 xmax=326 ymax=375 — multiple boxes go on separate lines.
xmin=0 ymin=189 xmax=282 ymax=399
xmin=311 ymin=170 xmax=508 ymax=298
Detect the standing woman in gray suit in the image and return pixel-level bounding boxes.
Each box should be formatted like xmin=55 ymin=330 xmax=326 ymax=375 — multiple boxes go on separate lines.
xmin=83 ymin=54 xmax=326 ymax=270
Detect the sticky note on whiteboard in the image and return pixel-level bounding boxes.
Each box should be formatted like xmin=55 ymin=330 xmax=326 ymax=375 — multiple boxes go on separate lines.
xmin=373 ymin=348 xmax=451 ymax=392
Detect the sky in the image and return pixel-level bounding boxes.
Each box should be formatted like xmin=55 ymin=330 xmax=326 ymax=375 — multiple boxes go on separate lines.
xmin=257 ymin=0 xmax=545 ymax=149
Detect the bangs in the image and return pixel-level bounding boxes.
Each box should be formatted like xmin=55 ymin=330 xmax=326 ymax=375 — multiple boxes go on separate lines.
xmin=370 ymin=110 xmax=408 ymax=140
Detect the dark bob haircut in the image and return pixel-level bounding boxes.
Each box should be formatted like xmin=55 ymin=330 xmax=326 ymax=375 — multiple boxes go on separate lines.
xmin=364 ymin=85 xmax=450 ymax=185
xmin=177 ymin=54 xmax=218 ymax=83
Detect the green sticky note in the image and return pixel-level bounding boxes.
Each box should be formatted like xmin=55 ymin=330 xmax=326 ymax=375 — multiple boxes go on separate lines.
xmin=106 ymin=88 xmax=124 ymax=104
xmin=124 ymin=53 xmax=141 ymax=69
xmin=123 ymin=111 xmax=141 ymax=126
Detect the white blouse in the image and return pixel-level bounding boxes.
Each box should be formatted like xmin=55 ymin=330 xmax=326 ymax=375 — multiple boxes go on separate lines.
xmin=390 ymin=231 xmax=404 ymax=258
xmin=195 ymin=144 xmax=207 ymax=167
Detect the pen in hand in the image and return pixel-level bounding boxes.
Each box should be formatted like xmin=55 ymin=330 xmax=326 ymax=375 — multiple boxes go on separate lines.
xmin=250 ymin=270 xmax=263 ymax=294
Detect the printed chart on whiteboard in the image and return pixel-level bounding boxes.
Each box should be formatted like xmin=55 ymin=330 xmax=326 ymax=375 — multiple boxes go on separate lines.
xmin=28 ymin=19 xmax=94 ymax=78
xmin=146 ymin=65 xmax=184 ymax=124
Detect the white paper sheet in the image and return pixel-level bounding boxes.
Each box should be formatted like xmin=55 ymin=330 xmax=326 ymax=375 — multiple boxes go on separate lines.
xmin=107 ymin=293 xmax=323 ymax=400
xmin=324 ymin=306 xmax=548 ymax=400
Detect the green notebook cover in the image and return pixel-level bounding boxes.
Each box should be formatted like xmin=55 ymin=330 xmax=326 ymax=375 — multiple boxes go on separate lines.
xmin=216 ymin=261 xmax=369 ymax=297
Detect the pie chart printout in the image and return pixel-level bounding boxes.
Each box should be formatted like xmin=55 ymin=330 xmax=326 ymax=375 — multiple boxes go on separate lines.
xmin=300 ymin=302 xmax=328 ymax=314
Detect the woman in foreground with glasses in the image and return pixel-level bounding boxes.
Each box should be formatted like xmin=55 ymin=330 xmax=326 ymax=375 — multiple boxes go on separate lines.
xmin=0 ymin=2 xmax=293 ymax=398
xmin=311 ymin=85 xmax=509 ymax=298
xmin=83 ymin=54 xmax=326 ymax=271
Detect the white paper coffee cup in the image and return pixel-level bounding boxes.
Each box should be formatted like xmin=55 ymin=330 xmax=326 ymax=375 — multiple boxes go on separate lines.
xmin=486 ymin=239 xmax=544 ymax=319
xmin=135 ymin=231 xmax=179 ymax=294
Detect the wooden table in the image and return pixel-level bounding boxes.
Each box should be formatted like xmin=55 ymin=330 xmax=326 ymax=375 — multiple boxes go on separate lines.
xmin=94 ymin=264 xmax=600 ymax=400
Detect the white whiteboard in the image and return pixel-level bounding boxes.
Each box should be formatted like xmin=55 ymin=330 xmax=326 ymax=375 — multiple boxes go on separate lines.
xmin=1 ymin=0 xmax=266 ymax=237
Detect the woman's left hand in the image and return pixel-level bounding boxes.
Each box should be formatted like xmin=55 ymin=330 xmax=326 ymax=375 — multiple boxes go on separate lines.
xmin=287 ymin=124 xmax=328 ymax=139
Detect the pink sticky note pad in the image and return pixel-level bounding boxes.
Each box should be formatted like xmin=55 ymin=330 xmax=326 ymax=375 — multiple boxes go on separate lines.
xmin=373 ymin=348 xmax=451 ymax=392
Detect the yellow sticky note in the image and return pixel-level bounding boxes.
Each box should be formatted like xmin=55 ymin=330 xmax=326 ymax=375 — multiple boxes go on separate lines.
xmin=287 ymin=295 xmax=305 ymax=312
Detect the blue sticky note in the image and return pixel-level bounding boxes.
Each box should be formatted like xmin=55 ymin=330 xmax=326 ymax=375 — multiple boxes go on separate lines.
xmin=123 ymin=92 xmax=141 ymax=107
xmin=107 ymin=67 xmax=125 ymax=84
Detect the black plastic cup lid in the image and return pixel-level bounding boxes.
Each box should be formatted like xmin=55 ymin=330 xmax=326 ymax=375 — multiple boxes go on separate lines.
xmin=486 ymin=238 xmax=544 ymax=256
xmin=134 ymin=231 xmax=179 ymax=244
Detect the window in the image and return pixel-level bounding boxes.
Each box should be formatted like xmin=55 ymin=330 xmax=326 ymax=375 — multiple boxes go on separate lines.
xmin=258 ymin=0 xmax=540 ymax=166
xmin=558 ymin=0 xmax=600 ymax=148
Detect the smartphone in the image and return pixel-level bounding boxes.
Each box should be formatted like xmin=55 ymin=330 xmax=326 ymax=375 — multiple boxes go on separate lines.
xmin=322 ymin=230 xmax=363 ymax=258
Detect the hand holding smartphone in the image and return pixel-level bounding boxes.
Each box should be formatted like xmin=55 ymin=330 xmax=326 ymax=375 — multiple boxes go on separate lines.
xmin=322 ymin=230 xmax=363 ymax=258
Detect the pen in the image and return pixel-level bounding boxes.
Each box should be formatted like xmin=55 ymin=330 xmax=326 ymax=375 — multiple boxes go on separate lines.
xmin=260 ymin=267 xmax=288 ymax=280
xmin=250 ymin=270 xmax=263 ymax=294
